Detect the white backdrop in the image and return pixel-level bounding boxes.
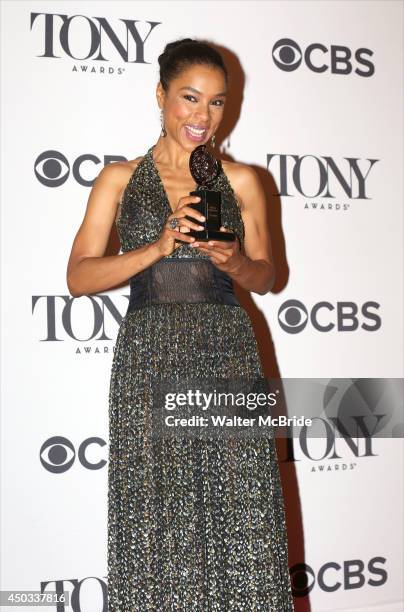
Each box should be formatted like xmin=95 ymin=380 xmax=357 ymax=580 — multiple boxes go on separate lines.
xmin=1 ymin=1 xmax=403 ymax=611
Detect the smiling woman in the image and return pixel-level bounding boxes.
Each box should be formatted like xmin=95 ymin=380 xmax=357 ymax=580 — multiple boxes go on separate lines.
xmin=176 ymin=83 xmax=227 ymax=143
xmin=157 ymin=52 xmax=227 ymax=149
xmin=66 ymin=37 xmax=294 ymax=611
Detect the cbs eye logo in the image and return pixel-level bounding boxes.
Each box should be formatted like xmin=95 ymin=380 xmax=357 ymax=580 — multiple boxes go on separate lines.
xmin=34 ymin=150 xmax=70 ymax=187
xmin=40 ymin=436 xmax=107 ymax=473
xmin=272 ymin=38 xmax=374 ymax=76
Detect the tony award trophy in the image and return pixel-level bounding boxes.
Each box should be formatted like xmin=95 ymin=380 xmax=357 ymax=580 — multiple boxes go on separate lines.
xmin=186 ymin=144 xmax=236 ymax=242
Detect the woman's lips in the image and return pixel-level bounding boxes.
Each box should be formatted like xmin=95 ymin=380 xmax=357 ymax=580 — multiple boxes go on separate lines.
xmin=184 ymin=124 xmax=208 ymax=142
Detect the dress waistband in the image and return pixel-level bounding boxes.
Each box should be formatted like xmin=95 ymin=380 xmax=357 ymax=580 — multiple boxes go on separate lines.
xmin=127 ymin=258 xmax=240 ymax=312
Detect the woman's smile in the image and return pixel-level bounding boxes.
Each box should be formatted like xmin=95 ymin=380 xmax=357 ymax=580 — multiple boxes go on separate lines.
xmin=183 ymin=123 xmax=209 ymax=142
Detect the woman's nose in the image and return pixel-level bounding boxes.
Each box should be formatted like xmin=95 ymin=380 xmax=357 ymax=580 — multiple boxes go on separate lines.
xmin=195 ymin=104 xmax=210 ymax=121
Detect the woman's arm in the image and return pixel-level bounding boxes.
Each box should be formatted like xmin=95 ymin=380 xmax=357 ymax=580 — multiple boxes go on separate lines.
xmin=195 ymin=163 xmax=276 ymax=295
xmin=66 ymin=161 xmax=162 ymax=298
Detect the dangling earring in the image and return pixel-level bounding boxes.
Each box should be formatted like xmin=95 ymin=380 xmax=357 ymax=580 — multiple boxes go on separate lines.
xmin=211 ymin=133 xmax=216 ymax=147
xmin=160 ymin=109 xmax=167 ymax=137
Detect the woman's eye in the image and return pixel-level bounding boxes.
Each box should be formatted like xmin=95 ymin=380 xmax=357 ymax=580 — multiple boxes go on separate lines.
xmin=183 ymin=95 xmax=224 ymax=107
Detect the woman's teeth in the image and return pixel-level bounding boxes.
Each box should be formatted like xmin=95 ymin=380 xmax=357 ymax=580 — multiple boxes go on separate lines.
xmin=185 ymin=125 xmax=207 ymax=140
xmin=187 ymin=125 xmax=205 ymax=134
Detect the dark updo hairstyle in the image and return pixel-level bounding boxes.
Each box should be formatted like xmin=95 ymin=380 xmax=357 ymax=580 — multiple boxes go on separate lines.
xmin=158 ymin=38 xmax=228 ymax=91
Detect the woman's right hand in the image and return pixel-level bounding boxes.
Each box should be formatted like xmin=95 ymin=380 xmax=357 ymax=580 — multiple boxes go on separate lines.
xmin=154 ymin=195 xmax=206 ymax=257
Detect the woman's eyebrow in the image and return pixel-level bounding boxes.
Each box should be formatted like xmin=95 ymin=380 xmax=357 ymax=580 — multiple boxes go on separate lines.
xmin=179 ymin=86 xmax=227 ymax=96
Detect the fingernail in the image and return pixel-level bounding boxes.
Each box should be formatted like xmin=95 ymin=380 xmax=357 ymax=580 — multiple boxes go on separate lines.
xmin=198 ymin=225 xmax=204 ymax=229
xmin=200 ymin=216 xmax=205 ymax=221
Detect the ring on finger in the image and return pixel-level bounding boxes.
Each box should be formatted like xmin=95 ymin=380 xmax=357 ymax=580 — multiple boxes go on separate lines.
xmin=169 ymin=217 xmax=179 ymax=230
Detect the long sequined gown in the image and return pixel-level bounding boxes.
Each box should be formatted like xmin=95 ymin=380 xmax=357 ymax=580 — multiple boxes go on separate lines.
xmin=107 ymin=145 xmax=294 ymax=611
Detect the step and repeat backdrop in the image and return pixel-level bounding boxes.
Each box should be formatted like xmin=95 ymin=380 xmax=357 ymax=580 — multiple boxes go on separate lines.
xmin=1 ymin=1 xmax=403 ymax=611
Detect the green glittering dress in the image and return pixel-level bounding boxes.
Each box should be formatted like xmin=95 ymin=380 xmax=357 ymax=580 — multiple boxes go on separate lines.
xmin=107 ymin=145 xmax=294 ymax=611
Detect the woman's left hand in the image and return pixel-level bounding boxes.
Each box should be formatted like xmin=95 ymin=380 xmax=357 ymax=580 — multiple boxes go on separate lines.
xmin=192 ymin=226 xmax=244 ymax=273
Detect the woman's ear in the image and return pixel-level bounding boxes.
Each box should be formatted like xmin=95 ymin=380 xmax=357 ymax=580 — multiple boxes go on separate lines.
xmin=156 ymin=81 xmax=165 ymax=109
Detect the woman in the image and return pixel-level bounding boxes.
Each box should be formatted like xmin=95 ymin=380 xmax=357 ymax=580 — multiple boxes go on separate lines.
xmin=67 ymin=38 xmax=294 ymax=611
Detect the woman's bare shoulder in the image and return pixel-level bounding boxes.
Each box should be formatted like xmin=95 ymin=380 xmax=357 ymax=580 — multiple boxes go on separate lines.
xmin=95 ymin=156 xmax=144 ymax=202
xmin=97 ymin=156 xmax=143 ymax=185
xmin=221 ymin=159 xmax=260 ymax=209
xmin=221 ymin=158 xmax=259 ymax=188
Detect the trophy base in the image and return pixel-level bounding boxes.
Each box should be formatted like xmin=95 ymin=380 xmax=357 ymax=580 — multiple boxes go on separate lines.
xmin=186 ymin=189 xmax=236 ymax=242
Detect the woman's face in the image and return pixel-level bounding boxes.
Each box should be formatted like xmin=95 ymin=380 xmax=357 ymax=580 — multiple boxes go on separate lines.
xmin=157 ymin=63 xmax=227 ymax=151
